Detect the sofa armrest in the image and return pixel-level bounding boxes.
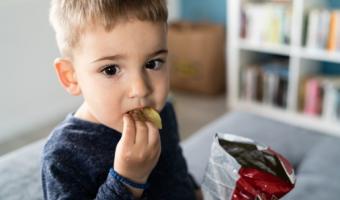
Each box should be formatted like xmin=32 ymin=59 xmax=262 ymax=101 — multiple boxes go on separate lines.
xmin=0 ymin=139 xmax=45 ymax=200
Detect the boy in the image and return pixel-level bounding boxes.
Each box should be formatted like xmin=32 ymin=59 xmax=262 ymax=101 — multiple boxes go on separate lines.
xmin=42 ymin=0 xmax=202 ymax=199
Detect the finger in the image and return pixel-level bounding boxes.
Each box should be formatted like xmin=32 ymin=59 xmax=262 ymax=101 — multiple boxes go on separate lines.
xmin=121 ymin=114 xmax=136 ymax=145
xmin=133 ymin=113 xmax=149 ymax=145
xmin=146 ymin=121 xmax=160 ymax=147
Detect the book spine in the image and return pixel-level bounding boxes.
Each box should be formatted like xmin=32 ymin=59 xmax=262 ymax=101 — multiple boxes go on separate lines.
xmin=306 ymin=10 xmax=319 ymax=49
xmin=327 ymin=11 xmax=337 ymax=51
xmin=322 ymin=83 xmax=337 ymax=120
xmin=304 ymin=79 xmax=322 ymax=116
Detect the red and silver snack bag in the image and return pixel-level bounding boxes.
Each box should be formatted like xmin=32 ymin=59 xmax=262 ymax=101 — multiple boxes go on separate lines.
xmin=202 ymin=133 xmax=295 ymax=200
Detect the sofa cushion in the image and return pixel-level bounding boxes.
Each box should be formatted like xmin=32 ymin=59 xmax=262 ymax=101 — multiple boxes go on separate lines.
xmin=282 ymin=136 xmax=340 ymax=199
xmin=0 ymin=139 xmax=45 ymax=200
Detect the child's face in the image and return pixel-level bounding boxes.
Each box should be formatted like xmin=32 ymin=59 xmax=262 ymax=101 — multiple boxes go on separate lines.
xmin=71 ymin=20 xmax=169 ymax=132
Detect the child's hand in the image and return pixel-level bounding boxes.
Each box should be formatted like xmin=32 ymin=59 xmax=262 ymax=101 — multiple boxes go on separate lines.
xmin=114 ymin=113 xmax=161 ymax=189
xmin=195 ymin=188 xmax=204 ymax=200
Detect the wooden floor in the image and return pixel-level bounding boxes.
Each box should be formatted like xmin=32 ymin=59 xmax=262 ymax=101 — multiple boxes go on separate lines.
xmin=172 ymin=91 xmax=227 ymax=140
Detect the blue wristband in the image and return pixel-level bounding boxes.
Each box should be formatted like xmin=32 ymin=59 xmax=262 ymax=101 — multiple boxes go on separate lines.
xmin=109 ymin=168 xmax=149 ymax=190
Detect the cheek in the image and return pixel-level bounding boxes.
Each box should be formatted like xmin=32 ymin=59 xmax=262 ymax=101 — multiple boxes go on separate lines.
xmin=86 ymin=87 xmax=124 ymax=130
xmin=153 ymin=73 xmax=169 ymax=108
xmin=77 ymin=71 xmax=113 ymax=98
xmin=78 ymin=73 xmax=122 ymax=116
xmin=76 ymin=69 xmax=96 ymax=88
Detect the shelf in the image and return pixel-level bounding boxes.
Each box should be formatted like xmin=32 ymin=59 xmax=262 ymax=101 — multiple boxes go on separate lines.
xmin=238 ymin=43 xmax=340 ymax=63
xmin=239 ymin=39 xmax=291 ymax=56
xmin=228 ymin=0 xmax=340 ymax=136
xmin=232 ymin=100 xmax=340 ymax=137
xmin=299 ymin=48 xmax=340 ymax=64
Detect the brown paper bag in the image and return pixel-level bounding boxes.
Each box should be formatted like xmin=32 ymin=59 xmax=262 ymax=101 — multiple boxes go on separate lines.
xmin=168 ymin=21 xmax=226 ymax=95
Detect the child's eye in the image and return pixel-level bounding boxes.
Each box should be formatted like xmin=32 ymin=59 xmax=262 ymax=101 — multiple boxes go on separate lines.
xmin=101 ymin=64 xmax=120 ymax=77
xmin=145 ymin=59 xmax=165 ymax=70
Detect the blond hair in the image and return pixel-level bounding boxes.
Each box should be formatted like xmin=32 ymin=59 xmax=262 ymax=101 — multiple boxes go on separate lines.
xmin=49 ymin=0 xmax=168 ymax=57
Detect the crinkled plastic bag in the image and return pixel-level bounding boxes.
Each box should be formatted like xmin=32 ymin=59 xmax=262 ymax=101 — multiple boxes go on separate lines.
xmin=202 ymin=133 xmax=295 ymax=200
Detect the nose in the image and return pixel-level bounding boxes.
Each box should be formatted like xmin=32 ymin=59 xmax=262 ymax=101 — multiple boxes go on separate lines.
xmin=128 ymin=72 xmax=152 ymax=99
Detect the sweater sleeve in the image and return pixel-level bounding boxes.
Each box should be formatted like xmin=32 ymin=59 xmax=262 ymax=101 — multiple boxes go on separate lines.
xmin=97 ymin=172 xmax=145 ymax=200
xmin=41 ymin=148 xmax=139 ymax=200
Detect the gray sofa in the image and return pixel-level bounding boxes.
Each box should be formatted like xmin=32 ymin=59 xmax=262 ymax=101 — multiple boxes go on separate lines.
xmin=1 ymin=111 xmax=340 ymax=199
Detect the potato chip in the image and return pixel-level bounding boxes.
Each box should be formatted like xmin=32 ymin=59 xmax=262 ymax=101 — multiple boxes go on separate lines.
xmin=142 ymin=108 xmax=162 ymax=129
xmin=129 ymin=108 xmax=162 ymax=129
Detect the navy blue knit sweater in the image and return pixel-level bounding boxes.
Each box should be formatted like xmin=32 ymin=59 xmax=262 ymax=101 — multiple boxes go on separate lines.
xmin=41 ymin=102 xmax=197 ymax=200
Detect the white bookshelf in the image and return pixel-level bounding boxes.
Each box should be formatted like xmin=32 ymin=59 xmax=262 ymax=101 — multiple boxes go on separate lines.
xmin=227 ymin=0 xmax=340 ymax=137
xmin=239 ymin=39 xmax=292 ymax=55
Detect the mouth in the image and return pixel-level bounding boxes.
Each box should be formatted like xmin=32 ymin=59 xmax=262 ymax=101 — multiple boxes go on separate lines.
xmin=128 ymin=107 xmax=162 ymax=129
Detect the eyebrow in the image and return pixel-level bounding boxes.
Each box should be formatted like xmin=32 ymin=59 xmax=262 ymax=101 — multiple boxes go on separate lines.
xmin=148 ymin=49 xmax=168 ymax=58
xmin=90 ymin=49 xmax=168 ymax=63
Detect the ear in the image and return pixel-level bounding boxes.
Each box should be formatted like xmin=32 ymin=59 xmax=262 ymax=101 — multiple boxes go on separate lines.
xmin=54 ymin=58 xmax=81 ymax=96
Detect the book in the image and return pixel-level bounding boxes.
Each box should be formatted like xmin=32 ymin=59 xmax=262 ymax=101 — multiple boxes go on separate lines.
xmin=303 ymin=78 xmax=323 ymax=116
xmin=318 ymin=10 xmax=330 ymax=49
xmin=321 ymin=78 xmax=340 ymax=120
xmin=335 ymin=11 xmax=340 ymax=51
xmin=243 ymin=66 xmax=263 ymax=101
xmin=301 ymin=76 xmax=340 ymax=119
xmin=306 ymin=9 xmax=320 ymax=49
xmin=305 ymin=9 xmax=340 ymax=51
xmin=276 ymin=76 xmax=288 ymax=107
xmin=263 ymin=72 xmax=280 ymax=105
xmin=327 ymin=11 xmax=337 ymax=51
xmin=261 ymin=62 xmax=289 ymax=107
xmin=242 ymin=2 xmax=291 ymax=45
xmin=242 ymin=59 xmax=289 ymax=108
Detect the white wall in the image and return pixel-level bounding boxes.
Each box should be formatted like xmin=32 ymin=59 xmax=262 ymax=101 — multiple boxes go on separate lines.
xmin=0 ymin=0 xmax=81 ymax=142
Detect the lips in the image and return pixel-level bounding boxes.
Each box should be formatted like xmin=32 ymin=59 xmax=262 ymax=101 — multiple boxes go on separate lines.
xmin=129 ymin=107 xmax=162 ymax=129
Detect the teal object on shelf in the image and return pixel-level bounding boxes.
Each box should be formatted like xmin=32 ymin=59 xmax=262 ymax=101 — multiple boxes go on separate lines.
xmin=181 ymin=0 xmax=226 ymax=24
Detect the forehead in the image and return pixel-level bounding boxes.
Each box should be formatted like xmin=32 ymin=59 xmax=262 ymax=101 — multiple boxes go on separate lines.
xmin=74 ymin=20 xmax=167 ymax=61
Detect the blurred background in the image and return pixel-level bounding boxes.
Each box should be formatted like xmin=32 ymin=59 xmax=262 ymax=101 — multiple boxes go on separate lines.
xmin=1 ymin=0 xmax=340 ymax=156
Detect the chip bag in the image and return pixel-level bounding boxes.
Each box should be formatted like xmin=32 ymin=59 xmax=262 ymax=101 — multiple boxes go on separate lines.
xmin=202 ymin=133 xmax=295 ymax=200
